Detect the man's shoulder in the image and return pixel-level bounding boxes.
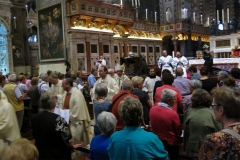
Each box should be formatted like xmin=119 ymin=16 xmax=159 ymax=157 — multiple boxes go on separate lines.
xmin=112 ymin=91 xmax=138 ymax=101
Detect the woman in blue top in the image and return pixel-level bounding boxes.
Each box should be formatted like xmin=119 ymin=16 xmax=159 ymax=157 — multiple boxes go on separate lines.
xmin=89 ymin=111 xmax=117 ymax=160
xmin=108 ymin=96 xmax=169 ymax=160
xmin=93 ymin=83 xmax=112 ymax=135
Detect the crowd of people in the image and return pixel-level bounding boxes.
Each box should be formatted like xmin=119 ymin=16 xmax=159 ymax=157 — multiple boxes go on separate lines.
xmin=0 ymin=60 xmax=240 ymax=160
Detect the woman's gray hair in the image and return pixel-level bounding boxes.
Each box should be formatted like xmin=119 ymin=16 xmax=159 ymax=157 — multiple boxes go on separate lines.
xmin=118 ymin=96 xmax=143 ymax=126
xmin=97 ymin=111 xmax=117 ymax=136
xmin=40 ymin=73 xmax=48 ymax=79
xmin=8 ymin=74 xmax=17 ymax=82
xmin=218 ymin=71 xmax=229 ymax=80
xmin=161 ymin=89 xmax=177 ymax=103
xmin=189 ymin=80 xmax=202 ymax=89
xmin=95 ymin=83 xmax=108 ymax=97
xmin=39 ymin=93 xmax=56 ymax=110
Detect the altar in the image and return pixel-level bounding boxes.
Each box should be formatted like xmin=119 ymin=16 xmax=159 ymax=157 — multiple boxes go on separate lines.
xmin=189 ymin=58 xmax=240 ymax=72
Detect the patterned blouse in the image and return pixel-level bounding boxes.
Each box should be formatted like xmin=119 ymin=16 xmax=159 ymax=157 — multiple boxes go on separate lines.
xmin=198 ymin=124 xmax=240 ymax=160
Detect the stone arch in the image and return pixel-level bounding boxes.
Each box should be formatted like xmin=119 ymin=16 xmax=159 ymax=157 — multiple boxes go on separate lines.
xmin=0 ymin=17 xmax=10 ymax=33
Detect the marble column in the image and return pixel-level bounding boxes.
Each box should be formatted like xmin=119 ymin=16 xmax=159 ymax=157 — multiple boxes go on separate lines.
xmin=129 ymin=44 xmax=132 ymax=52
xmin=86 ymin=41 xmax=91 ymax=73
xmin=124 ymin=43 xmax=128 ymax=57
xmin=159 ymin=41 xmax=163 ymax=56
xmin=146 ymin=45 xmax=149 ymax=64
xmin=153 ymin=45 xmax=157 ymax=65
xmin=172 ymin=39 xmax=178 ymax=57
xmin=99 ymin=40 xmax=103 ymax=57
xmin=138 ymin=43 xmax=141 ymax=56
xmin=119 ymin=43 xmax=123 ymax=58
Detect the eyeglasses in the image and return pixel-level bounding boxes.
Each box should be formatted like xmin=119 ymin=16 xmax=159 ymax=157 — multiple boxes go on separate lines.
xmin=210 ymin=104 xmax=219 ymax=109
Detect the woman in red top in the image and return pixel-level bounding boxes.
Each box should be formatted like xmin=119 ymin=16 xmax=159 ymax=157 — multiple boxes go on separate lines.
xmin=150 ymin=88 xmax=182 ymax=160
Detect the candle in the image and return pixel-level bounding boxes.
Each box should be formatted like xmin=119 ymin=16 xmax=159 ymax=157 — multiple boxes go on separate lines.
xmin=25 ymin=5 xmax=29 ymax=20
xmin=193 ymin=12 xmax=195 ymax=22
xmin=146 ymin=9 xmax=148 ymax=20
xmin=135 ymin=0 xmax=137 ymax=7
xmin=132 ymin=0 xmax=134 ymax=6
xmin=217 ymin=10 xmax=219 ymax=24
xmin=155 ymin=12 xmax=157 ymax=22
xmin=227 ymin=8 xmax=229 ymax=23
xmin=200 ymin=15 xmax=203 ymax=24
xmin=120 ymin=0 xmax=122 ymax=6
xmin=185 ymin=9 xmax=188 ymax=19
xmin=166 ymin=11 xmax=168 ymax=21
xmin=181 ymin=9 xmax=184 ymax=19
xmin=138 ymin=0 xmax=140 ymax=6
xmin=14 ymin=17 xmax=16 ymax=29
xmin=222 ymin=9 xmax=224 ymax=24
xmin=136 ymin=9 xmax=138 ymax=19
xmin=172 ymin=51 xmax=175 ymax=58
xmin=207 ymin=17 xmax=209 ymax=26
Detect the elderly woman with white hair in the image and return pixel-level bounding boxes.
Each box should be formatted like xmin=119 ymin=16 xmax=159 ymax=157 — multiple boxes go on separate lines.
xmin=93 ymin=83 xmax=112 ymax=135
xmin=183 ymin=80 xmax=202 ymax=112
xmin=218 ymin=71 xmax=229 ymax=87
xmin=89 ymin=111 xmax=117 ymax=160
xmin=108 ymin=96 xmax=169 ymax=160
xmin=150 ymin=89 xmax=182 ymax=160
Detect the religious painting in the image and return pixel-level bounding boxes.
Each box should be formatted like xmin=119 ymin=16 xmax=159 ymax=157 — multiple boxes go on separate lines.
xmin=38 ymin=3 xmax=65 ymax=62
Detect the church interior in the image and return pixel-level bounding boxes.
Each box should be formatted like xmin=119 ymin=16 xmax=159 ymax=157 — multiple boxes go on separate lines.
xmin=0 ymin=0 xmax=239 ymax=76
xmin=1 ymin=0 xmax=240 ymax=160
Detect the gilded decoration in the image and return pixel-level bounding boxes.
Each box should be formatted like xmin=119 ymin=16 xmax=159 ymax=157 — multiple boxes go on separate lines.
xmin=231 ymin=45 xmax=240 ymax=57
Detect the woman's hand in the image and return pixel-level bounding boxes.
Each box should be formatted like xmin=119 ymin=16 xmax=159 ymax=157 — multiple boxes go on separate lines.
xmin=72 ymin=143 xmax=82 ymax=149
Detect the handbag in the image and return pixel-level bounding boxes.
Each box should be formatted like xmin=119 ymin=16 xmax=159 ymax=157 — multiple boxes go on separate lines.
xmin=221 ymin=128 xmax=240 ymax=141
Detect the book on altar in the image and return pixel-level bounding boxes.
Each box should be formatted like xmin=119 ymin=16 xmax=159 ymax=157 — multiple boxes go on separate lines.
xmin=54 ymin=107 xmax=70 ymax=124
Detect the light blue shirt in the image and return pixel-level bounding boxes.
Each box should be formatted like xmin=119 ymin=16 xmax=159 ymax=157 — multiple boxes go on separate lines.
xmin=172 ymin=76 xmax=190 ymax=96
xmin=88 ymin=74 xmax=96 ymax=88
xmin=108 ymin=126 xmax=169 ymax=160
xmin=191 ymin=73 xmax=201 ymax=80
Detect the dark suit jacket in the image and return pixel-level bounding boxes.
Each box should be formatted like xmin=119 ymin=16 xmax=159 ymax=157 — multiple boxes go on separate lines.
xmin=65 ymin=72 xmax=71 ymax=78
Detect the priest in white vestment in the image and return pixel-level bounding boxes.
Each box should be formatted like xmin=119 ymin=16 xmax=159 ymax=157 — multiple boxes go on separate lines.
xmin=114 ymin=64 xmax=130 ymax=91
xmin=61 ymin=78 xmax=93 ymax=146
xmin=172 ymin=52 xmax=188 ymax=78
xmin=142 ymin=68 xmax=161 ymax=105
xmin=91 ymin=66 xmax=119 ymax=101
xmin=49 ymin=73 xmax=65 ymax=108
xmin=96 ymin=56 xmax=106 ymax=76
xmin=0 ymin=91 xmax=21 ymax=154
xmin=158 ymin=50 xmax=174 ymax=74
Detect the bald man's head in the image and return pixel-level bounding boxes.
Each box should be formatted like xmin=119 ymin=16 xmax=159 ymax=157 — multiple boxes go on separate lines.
xmin=176 ymin=67 xmax=184 ymax=76
xmin=122 ymin=80 xmax=133 ymax=91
